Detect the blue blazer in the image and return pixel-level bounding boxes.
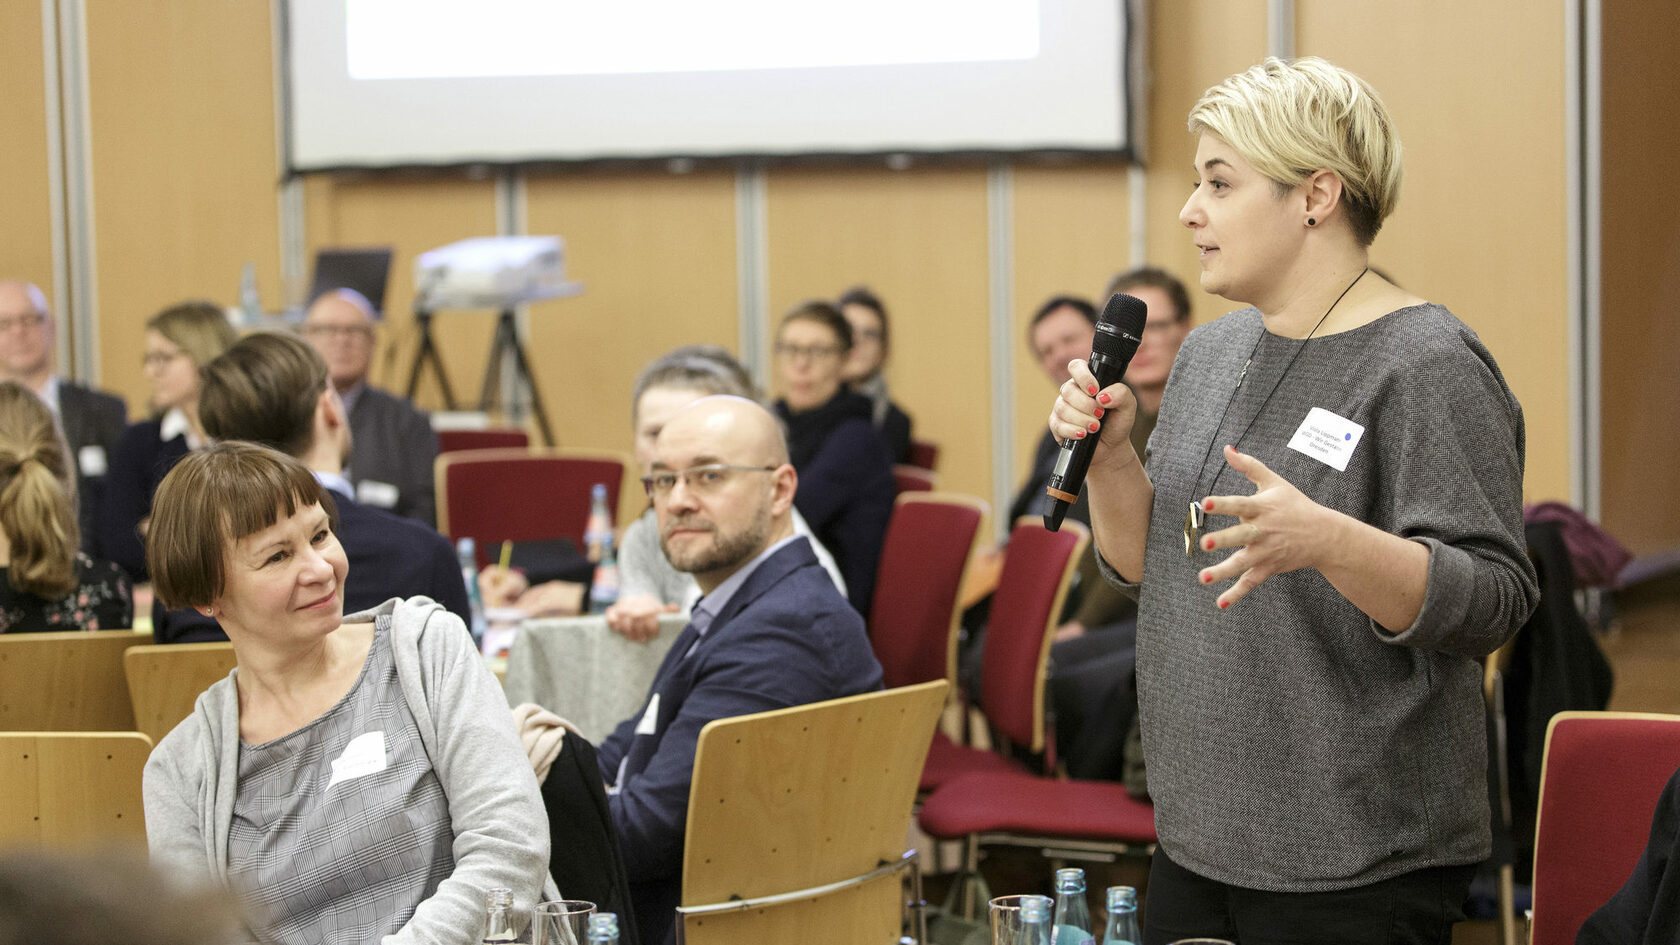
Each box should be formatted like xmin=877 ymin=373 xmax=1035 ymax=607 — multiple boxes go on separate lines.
xmin=595 ymin=538 xmax=883 ymax=945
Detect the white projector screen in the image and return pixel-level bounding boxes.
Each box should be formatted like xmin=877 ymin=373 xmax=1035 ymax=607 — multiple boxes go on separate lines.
xmin=283 ymin=0 xmax=1134 ymax=171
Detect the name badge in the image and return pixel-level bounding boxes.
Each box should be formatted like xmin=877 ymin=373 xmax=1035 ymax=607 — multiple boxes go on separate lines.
xmin=356 ymin=479 xmax=400 ymax=509
xmin=78 ymin=445 xmax=108 ymax=478
xmin=326 ymin=731 xmax=388 ymax=789
xmin=1287 ymin=407 xmax=1365 ymax=472
xmin=634 ymin=693 xmax=661 ymax=736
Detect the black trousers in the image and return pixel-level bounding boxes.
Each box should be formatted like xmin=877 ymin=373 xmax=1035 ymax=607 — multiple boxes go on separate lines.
xmin=1143 ymin=845 xmax=1477 ymax=945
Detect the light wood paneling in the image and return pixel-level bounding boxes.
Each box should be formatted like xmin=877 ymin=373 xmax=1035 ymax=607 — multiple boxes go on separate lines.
xmin=84 ymin=0 xmax=282 ymax=408
xmin=0 ymin=1 xmax=55 ymax=310
xmin=1298 ymin=0 xmax=1570 ymax=503
xmin=1599 ymin=0 xmax=1680 ymax=555
xmin=1009 ymin=163 xmax=1134 ymax=485
xmin=765 ymin=166 xmax=992 ymax=504
xmin=523 ymin=169 xmax=738 ymax=456
xmin=301 ymin=173 xmax=499 ymax=410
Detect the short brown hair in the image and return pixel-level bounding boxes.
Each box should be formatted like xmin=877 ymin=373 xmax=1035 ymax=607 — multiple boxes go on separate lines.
xmin=146 ymin=301 xmax=237 ymax=369
xmin=147 ymin=442 xmax=338 ymax=609
xmin=778 ymin=300 xmax=853 ymax=352
xmin=199 ymin=331 xmax=329 ymax=457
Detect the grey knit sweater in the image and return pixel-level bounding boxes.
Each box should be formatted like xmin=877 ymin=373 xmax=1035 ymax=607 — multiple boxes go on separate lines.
xmin=1103 ymin=303 xmax=1539 ymax=892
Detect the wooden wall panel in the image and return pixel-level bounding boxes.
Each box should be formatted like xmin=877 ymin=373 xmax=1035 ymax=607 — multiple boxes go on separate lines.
xmin=1599 ymin=0 xmax=1680 ymax=554
xmin=1298 ymin=0 xmax=1570 ymax=503
xmin=764 ymin=167 xmax=992 ymax=504
xmin=1009 ymin=164 xmax=1134 ymax=484
xmin=84 ymin=0 xmax=281 ymax=410
xmin=0 ymin=1 xmax=55 ymax=314
xmin=301 ymin=174 xmax=499 ymax=411
xmin=522 ymin=169 xmax=738 ymax=456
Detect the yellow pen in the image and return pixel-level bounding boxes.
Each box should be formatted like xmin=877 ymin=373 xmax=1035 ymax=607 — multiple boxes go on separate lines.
xmin=498 ymin=540 xmax=513 ymax=571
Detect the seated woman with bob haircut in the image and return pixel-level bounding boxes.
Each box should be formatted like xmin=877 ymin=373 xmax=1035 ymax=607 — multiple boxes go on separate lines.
xmin=140 ymin=441 xmax=553 ymax=944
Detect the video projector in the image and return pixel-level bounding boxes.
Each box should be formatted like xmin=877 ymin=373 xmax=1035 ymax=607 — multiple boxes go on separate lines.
xmin=414 ymin=236 xmax=569 ymax=310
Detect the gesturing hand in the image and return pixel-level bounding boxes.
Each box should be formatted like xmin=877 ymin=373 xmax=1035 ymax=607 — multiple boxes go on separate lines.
xmin=1194 ymin=445 xmax=1336 ymax=610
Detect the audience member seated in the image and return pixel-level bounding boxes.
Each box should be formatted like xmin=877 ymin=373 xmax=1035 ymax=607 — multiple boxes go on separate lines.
xmin=302 ymin=289 xmax=438 ymax=526
xmin=590 ymin=396 xmax=883 ymax=945
xmin=0 ymin=382 xmax=130 ymax=633
xmin=837 ymin=286 xmax=913 ymax=464
xmin=196 ymin=331 xmax=469 ymax=631
xmin=771 ymin=301 xmax=895 ymax=614
xmin=0 ymin=281 xmax=127 ymax=558
xmin=142 ymin=443 xmax=551 ymax=943
xmin=99 ymin=301 xmax=236 ymax=583
xmin=477 ymin=346 xmax=846 ymax=633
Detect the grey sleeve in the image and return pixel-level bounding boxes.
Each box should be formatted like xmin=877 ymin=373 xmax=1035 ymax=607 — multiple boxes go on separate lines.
xmin=142 ymin=728 xmax=215 ymax=886
xmin=388 ymin=610 xmax=553 ymax=945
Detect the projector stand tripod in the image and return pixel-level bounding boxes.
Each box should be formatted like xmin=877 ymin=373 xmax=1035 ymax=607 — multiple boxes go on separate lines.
xmin=479 ymin=307 xmax=554 ymax=446
xmin=404 ymin=308 xmax=459 ymax=410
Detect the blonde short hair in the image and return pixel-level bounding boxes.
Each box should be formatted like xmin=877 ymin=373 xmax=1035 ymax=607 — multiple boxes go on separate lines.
xmin=1188 ymin=57 xmax=1401 ymax=246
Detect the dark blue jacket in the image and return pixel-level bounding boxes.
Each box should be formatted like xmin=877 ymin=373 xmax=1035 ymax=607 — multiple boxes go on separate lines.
xmin=595 ymin=538 xmax=883 ymax=945
xmin=99 ymin=418 xmax=190 ymax=582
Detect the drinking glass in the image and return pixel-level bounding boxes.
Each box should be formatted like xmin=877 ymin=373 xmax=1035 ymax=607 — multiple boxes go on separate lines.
xmin=989 ymin=894 xmax=1054 ymax=945
xmin=532 ymin=900 xmax=596 ymax=945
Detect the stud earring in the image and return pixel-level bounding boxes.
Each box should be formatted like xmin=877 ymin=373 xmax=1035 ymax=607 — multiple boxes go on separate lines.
xmin=1307 ymin=217 xmax=1317 ymax=227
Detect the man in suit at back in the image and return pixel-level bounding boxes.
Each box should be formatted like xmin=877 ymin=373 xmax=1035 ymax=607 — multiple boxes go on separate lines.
xmin=301 ymin=288 xmax=439 ymax=526
xmin=594 ymin=396 xmax=883 ymax=945
xmin=195 ymin=331 xmax=469 ymax=627
xmin=0 ymin=281 xmax=127 ymax=557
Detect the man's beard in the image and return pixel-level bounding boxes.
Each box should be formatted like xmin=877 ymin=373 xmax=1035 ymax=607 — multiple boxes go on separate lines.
xmin=661 ymin=502 xmax=772 ymax=577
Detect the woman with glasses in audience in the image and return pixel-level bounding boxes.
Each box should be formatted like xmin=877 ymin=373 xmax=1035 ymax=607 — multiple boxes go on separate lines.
xmin=142 ymin=442 xmax=552 ymax=943
xmin=99 ymin=301 xmax=237 ymax=583
xmin=0 ymin=382 xmax=131 ymax=633
xmin=772 ymin=301 xmax=895 ymax=614
xmin=837 ymin=286 xmax=914 ymax=465
xmin=1050 ymin=58 xmax=1538 ymax=941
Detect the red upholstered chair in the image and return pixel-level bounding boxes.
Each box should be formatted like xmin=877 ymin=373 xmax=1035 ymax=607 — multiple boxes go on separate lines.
xmin=867 ymin=493 xmax=988 ymax=691
xmin=892 ymin=465 xmax=937 ymax=495
xmin=435 ymin=447 xmax=629 ymax=565
xmin=918 ymin=519 xmax=1087 ymax=794
xmin=907 ymin=439 xmax=940 ymax=472
xmin=436 ymin=427 xmax=530 ymax=454
xmin=1529 ymin=711 xmax=1680 ymax=945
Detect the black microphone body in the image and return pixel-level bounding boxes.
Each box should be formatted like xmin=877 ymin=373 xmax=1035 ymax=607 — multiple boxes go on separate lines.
xmin=1044 ymin=293 xmax=1148 ymax=531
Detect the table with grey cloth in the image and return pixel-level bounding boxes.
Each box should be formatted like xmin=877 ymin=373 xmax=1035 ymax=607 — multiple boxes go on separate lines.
xmin=501 ymin=613 xmax=687 ymax=743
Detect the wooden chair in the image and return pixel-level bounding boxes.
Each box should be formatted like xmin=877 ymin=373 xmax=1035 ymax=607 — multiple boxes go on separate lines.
xmin=1528 ymin=711 xmax=1680 ymax=944
xmin=0 ymin=731 xmax=153 ymax=847
xmin=907 ymin=439 xmax=940 ymax=472
xmin=124 ymin=642 xmax=238 ymax=743
xmin=676 ymin=680 xmax=949 ymax=945
xmin=892 ymin=464 xmax=937 ymax=495
xmin=436 ymin=427 xmax=530 ymax=454
xmin=0 ymin=630 xmax=149 ymax=731
xmin=867 ymin=492 xmax=988 ymax=691
xmin=436 ymin=447 xmax=631 ymax=564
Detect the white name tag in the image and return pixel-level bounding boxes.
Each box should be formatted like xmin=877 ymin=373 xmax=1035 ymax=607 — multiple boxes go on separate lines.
xmin=356 ymin=479 xmax=400 ymax=509
xmin=1287 ymin=407 xmax=1365 ymax=472
xmin=326 ymin=731 xmax=388 ymax=789
xmin=634 ymin=693 xmax=661 ymax=736
xmin=78 ymin=445 xmax=108 ymax=478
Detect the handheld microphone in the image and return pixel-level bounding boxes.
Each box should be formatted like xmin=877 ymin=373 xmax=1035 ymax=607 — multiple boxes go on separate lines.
xmin=1044 ymin=292 xmax=1148 ymax=532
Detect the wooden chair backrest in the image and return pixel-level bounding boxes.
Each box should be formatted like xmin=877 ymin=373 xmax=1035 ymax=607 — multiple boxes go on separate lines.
xmin=0 ymin=630 xmax=148 ymax=731
xmin=0 ymin=731 xmax=152 ymax=847
xmin=124 ymin=642 xmax=238 ymax=744
xmin=680 ymin=680 xmax=948 ymax=945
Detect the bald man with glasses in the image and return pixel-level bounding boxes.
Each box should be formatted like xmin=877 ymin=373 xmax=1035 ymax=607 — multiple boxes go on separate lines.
xmin=592 ymin=395 xmax=882 ymax=945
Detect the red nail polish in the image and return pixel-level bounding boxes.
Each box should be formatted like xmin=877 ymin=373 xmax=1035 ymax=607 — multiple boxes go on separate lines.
xmin=1088 ymin=421 xmax=1100 ymax=432
xmin=1200 ymin=572 xmax=1211 ymax=584
xmin=1094 ymin=406 xmax=1105 ymax=419
xmin=1076 ymin=430 xmax=1087 ymax=439
xmin=1203 ymin=537 xmax=1214 ymax=551
xmin=1202 ymin=499 xmax=1214 ymax=511
xmin=1098 ymin=392 xmax=1112 ymax=405
xmin=1219 ymin=600 xmax=1230 ymax=610
xmin=1086 ymin=384 xmax=1098 ymax=396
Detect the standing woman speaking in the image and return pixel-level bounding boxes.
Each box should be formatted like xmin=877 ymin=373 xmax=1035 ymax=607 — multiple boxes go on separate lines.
xmin=1051 ymin=58 xmax=1538 ymax=942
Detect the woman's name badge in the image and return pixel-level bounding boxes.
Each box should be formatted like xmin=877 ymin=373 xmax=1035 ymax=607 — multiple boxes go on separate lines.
xmin=1287 ymin=407 xmax=1364 ymax=472
xmin=327 ymin=731 xmax=388 ymax=789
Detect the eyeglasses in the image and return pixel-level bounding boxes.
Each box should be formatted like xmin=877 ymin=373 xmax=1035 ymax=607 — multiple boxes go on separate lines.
xmin=301 ymin=324 xmax=373 ymax=340
xmin=142 ymin=349 xmax=184 ymax=369
xmin=774 ymin=342 xmax=843 ymax=362
xmin=0 ymin=312 xmax=46 ymax=333
xmin=641 ymin=463 xmax=777 ymax=499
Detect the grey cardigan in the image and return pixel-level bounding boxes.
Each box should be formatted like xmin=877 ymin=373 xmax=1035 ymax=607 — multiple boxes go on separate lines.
xmin=143 ymin=597 xmax=555 ymax=944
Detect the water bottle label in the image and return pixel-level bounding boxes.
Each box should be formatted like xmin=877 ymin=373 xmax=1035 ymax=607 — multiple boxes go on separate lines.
xmin=1053 ymin=926 xmax=1094 ymax=945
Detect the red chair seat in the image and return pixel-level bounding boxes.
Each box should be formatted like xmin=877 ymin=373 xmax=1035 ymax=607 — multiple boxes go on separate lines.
xmin=918 ymin=769 xmax=1157 ymax=845
xmin=919 ymin=731 xmax=1023 ymax=793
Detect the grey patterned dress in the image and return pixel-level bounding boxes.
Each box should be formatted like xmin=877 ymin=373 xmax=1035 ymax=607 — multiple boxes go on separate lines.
xmin=228 ymin=627 xmax=454 ymax=944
